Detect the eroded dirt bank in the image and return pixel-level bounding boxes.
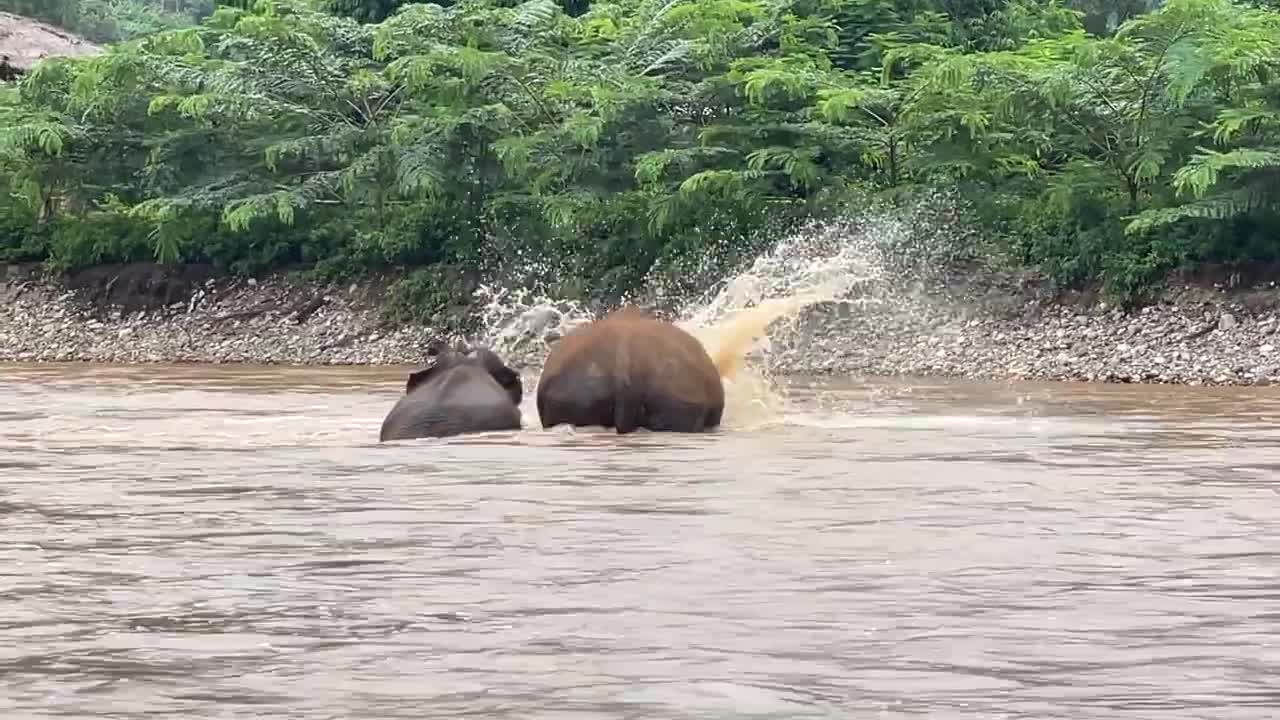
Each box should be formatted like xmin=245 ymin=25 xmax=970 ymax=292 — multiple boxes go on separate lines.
xmin=2 ymin=262 xmax=1279 ymax=386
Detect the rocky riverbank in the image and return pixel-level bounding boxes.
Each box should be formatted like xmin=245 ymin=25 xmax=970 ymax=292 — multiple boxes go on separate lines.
xmin=779 ymin=287 xmax=1280 ymax=386
xmin=2 ymin=262 xmax=1279 ymax=386
xmin=0 ymin=264 xmax=443 ymax=366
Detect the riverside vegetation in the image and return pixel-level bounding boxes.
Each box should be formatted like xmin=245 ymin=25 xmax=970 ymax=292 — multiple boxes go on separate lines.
xmin=3 ymin=0 xmax=1280 ymax=385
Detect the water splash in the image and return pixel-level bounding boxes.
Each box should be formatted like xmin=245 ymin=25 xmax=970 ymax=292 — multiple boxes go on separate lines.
xmin=472 ymin=285 xmax=595 ymax=368
xmin=671 ymin=217 xmax=893 ymax=428
xmin=473 ymin=197 xmax=970 ymax=429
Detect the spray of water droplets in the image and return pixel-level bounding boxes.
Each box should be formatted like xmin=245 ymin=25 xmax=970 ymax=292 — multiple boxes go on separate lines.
xmin=471 ymin=193 xmax=975 ymax=425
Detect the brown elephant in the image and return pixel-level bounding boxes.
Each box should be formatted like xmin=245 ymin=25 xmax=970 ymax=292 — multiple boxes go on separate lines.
xmin=535 ymin=307 xmax=726 ymax=434
xmin=379 ymin=341 xmax=524 ymax=441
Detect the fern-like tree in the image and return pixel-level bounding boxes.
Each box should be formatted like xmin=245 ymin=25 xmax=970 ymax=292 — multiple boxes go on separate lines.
xmin=860 ymin=0 xmax=1280 ymax=295
xmin=1125 ymin=0 xmax=1280 ymax=238
xmin=8 ymin=0 xmax=1280 ymax=308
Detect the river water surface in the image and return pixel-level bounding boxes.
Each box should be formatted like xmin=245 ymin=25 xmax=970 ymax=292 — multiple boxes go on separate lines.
xmin=3 ymin=363 xmax=1280 ymax=719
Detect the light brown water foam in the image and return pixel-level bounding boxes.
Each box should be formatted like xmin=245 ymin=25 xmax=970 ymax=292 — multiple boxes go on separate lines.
xmin=683 ymin=285 xmax=852 ymax=429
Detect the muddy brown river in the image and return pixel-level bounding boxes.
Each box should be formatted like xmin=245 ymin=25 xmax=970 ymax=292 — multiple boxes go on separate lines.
xmin=3 ymin=363 xmax=1280 ymax=718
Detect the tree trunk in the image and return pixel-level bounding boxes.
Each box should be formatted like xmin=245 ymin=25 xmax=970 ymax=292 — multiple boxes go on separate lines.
xmin=887 ymin=135 xmax=899 ymax=188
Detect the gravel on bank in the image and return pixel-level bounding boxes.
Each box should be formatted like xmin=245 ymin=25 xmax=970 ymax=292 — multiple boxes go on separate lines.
xmin=776 ymin=285 xmax=1280 ymax=386
xmin=0 ymin=269 xmax=440 ymax=366
xmin=2 ymin=264 xmax=1279 ymax=386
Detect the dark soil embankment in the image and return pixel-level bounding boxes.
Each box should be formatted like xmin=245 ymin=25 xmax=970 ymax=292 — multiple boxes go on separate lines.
xmin=0 ymin=263 xmax=441 ymax=365
xmin=3 ymin=261 xmax=1280 ymax=386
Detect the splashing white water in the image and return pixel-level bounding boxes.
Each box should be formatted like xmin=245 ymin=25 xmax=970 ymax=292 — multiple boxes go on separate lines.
xmin=474 ymin=200 xmax=969 ymax=429
xmin=472 ymin=285 xmax=595 ymax=368
xmin=669 ymin=217 xmax=894 ymax=427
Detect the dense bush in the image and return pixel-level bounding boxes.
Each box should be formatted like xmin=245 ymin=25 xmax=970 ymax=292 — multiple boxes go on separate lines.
xmin=2 ymin=0 xmax=1280 ymax=317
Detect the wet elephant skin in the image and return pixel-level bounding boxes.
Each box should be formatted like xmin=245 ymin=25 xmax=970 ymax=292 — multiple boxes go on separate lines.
xmin=535 ymin=307 xmax=725 ymax=434
xmin=379 ymin=344 xmax=523 ymax=441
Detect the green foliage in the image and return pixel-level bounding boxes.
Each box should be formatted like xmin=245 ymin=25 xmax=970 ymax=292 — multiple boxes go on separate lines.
xmin=320 ymin=0 xmax=410 ymax=23
xmin=0 ymin=196 xmax=46 ymax=262
xmin=1067 ymin=0 xmax=1162 ymax=36
xmin=4 ymin=0 xmax=1280 ymax=316
xmin=383 ymin=263 xmax=479 ymax=328
xmin=895 ymin=0 xmax=1280 ymax=298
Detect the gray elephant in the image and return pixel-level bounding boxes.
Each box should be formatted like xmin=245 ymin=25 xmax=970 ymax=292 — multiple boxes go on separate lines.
xmin=379 ymin=341 xmax=524 ymax=441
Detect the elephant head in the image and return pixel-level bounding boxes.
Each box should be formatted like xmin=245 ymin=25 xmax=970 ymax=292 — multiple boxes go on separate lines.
xmin=379 ymin=342 xmax=524 ymax=441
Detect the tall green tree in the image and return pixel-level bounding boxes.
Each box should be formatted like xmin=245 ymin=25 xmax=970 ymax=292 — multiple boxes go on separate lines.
xmin=1126 ymin=0 xmax=1280 ymax=236
xmin=5 ymin=0 xmax=1280 ymax=308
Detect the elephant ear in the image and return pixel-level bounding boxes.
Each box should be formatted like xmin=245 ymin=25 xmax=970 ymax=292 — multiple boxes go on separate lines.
xmin=494 ymin=365 xmax=523 ymax=407
xmin=470 ymin=348 xmax=516 ymax=387
xmin=470 ymin=347 xmax=523 ymax=405
xmin=405 ymin=365 xmax=436 ymax=394
xmin=405 ymin=351 xmax=447 ymax=393
xmin=490 ymin=364 xmax=519 ymax=389
xmin=409 ymin=337 xmax=462 ymax=392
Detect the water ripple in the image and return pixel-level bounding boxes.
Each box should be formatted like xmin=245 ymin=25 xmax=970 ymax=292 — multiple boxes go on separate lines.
xmin=2 ymin=366 xmax=1280 ymax=718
